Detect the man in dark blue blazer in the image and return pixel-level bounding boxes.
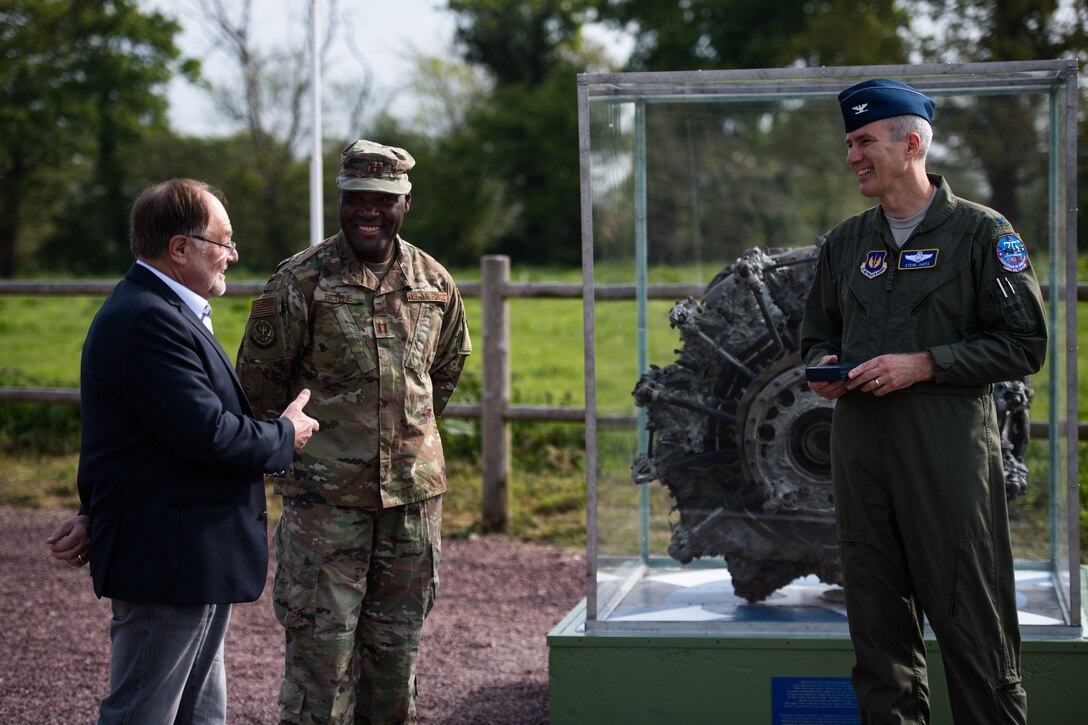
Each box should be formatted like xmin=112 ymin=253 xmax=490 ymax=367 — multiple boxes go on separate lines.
xmin=47 ymin=178 xmax=319 ymax=725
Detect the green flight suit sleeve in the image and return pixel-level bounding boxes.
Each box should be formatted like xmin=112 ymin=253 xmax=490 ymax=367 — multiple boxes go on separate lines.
xmin=801 ymin=239 xmax=844 ymax=366
xmin=927 ymin=230 xmax=1048 ymax=386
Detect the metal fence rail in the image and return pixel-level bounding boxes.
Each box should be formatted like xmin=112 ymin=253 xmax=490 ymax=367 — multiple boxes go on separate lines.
xmin=1 ymin=260 xmax=1085 ymax=529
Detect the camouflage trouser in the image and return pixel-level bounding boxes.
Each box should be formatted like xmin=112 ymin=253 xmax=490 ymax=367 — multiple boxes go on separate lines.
xmin=273 ymin=495 xmax=442 ymax=725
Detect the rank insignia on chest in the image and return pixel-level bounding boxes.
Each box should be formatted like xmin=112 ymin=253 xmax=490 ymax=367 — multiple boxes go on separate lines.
xmin=373 ymin=316 xmax=395 ymax=338
xmin=860 ymin=250 xmax=888 ymax=279
xmin=996 ymin=234 xmax=1029 ymax=272
xmin=898 ymin=249 xmax=939 ymax=270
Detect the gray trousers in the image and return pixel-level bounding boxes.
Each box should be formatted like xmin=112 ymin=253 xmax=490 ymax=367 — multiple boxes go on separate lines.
xmin=99 ymin=599 xmax=231 ymax=725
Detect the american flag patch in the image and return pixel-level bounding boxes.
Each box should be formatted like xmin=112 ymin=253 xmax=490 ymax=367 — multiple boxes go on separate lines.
xmin=250 ymin=297 xmax=275 ymax=318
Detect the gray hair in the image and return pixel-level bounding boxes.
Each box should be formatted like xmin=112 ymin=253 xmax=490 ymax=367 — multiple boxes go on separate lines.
xmin=885 ymin=114 xmax=932 ymax=162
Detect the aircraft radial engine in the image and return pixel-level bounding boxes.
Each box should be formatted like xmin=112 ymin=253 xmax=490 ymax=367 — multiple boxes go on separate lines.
xmin=630 ymin=245 xmax=1032 ymax=604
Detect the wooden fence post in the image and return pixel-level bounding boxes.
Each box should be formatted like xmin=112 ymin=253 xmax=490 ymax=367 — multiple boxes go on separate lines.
xmin=481 ymin=255 xmax=511 ymax=531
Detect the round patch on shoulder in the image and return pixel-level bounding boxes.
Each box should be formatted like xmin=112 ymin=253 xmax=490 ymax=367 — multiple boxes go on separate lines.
xmin=995 ymin=234 xmax=1029 ymax=272
xmin=251 ymin=319 xmax=277 ymax=348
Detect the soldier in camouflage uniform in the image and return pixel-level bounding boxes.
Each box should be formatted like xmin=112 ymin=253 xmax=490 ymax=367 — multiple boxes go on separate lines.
xmin=237 ymin=140 xmax=471 ymax=725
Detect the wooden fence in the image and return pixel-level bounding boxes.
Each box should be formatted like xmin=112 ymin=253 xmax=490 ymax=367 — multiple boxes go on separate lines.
xmin=1 ymin=257 xmax=1085 ymax=530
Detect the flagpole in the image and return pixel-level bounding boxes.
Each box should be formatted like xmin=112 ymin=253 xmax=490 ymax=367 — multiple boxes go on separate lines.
xmin=309 ymin=0 xmax=323 ymax=246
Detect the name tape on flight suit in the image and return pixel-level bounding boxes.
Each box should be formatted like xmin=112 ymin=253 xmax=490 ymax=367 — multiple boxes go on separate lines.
xmin=897 ymin=249 xmax=939 ymax=270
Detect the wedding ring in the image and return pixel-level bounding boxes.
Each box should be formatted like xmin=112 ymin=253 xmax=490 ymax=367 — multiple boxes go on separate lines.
xmin=77 ymin=553 xmax=85 ymax=563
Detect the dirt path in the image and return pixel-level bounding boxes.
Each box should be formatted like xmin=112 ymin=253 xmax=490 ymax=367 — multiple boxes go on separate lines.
xmin=0 ymin=507 xmax=584 ymax=724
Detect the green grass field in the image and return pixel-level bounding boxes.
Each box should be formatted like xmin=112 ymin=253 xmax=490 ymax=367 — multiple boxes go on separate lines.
xmin=1 ymin=263 xmax=1085 ymax=559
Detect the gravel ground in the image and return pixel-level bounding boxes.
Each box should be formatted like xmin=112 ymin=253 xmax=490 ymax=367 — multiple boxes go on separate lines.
xmin=0 ymin=507 xmax=585 ymax=724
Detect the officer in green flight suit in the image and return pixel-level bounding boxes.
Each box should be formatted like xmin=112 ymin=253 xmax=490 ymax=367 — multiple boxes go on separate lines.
xmin=802 ymin=79 xmax=1047 ymax=724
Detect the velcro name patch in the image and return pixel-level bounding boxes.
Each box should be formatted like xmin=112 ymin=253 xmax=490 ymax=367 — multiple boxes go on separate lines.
xmin=407 ymin=290 xmax=448 ymax=303
xmin=898 ymin=249 xmax=939 ymax=270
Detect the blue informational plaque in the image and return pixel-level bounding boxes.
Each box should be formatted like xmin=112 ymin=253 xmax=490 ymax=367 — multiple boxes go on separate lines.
xmin=771 ymin=677 xmax=860 ymax=724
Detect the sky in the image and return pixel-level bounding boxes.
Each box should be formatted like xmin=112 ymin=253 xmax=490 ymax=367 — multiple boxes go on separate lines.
xmin=139 ymin=0 xmax=458 ymax=137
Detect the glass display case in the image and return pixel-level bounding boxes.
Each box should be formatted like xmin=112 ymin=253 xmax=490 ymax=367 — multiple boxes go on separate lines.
xmin=576 ymin=61 xmax=1081 ymax=638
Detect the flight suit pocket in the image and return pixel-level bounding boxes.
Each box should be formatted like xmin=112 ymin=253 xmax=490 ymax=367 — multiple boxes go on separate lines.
xmin=942 ymin=541 xmax=961 ymax=618
xmin=938 ymin=535 xmax=1006 ymax=655
xmin=987 ymin=276 xmax=1035 ymax=334
xmin=907 ymin=267 xmax=972 ymax=346
xmin=839 ymin=283 xmax=871 ymax=355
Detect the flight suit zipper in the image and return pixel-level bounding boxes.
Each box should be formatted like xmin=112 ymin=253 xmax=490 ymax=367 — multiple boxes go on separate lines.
xmin=879 ymin=245 xmax=898 ymax=355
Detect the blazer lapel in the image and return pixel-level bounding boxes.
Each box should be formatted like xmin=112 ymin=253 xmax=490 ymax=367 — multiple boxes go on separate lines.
xmin=183 ymin=308 xmax=256 ymax=416
xmin=126 ymin=264 xmax=255 ymax=415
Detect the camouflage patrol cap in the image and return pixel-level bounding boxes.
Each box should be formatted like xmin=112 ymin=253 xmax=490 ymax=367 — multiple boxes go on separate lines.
xmin=336 ymin=140 xmax=414 ymax=194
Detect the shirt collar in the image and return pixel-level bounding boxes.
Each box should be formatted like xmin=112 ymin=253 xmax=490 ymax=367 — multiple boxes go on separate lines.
xmin=336 ymin=232 xmax=404 ymax=290
xmin=136 ymin=259 xmax=210 ymax=320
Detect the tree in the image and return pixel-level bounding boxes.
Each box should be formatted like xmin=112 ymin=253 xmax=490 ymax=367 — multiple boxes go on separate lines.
xmin=420 ymin=0 xmax=601 ymax=265
xmin=188 ymin=0 xmax=379 ymax=270
xmin=449 ymin=0 xmax=594 ymax=85
xmin=589 ymin=0 xmax=1086 ymax=253
xmin=581 ymin=0 xmax=912 ymax=264
xmin=0 ymin=0 xmax=192 ymax=276
xmin=910 ymin=0 xmax=1088 ymax=249
xmin=461 ymin=64 xmax=585 ymax=265
xmin=590 ymin=0 xmax=908 ymax=72
xmin=96 ymin=127 xmax=309 ymax=278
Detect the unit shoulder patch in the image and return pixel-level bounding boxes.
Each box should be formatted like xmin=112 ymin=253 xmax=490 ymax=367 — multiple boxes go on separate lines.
xmin=995 ymin=234 xmax=1029 ymax=273
xmin=247 ymin=297 xmax=278 ymax=348
xmin=250 ymin=319 xmax=277 ymax=348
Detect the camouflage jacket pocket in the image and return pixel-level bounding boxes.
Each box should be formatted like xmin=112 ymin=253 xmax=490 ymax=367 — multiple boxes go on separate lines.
xmin=308 ymin=301 xmax=377 ymax=388
xmin=404 ymin=303 xmax=443 ymax=374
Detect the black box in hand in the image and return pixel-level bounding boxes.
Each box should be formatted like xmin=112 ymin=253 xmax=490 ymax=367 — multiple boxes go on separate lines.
xmin=804 ymin=362 xmax=859 ymax=382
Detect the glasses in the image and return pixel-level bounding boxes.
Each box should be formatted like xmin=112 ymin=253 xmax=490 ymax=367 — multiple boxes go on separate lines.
xmin=189 ymin=234 xmax=237 ymax=251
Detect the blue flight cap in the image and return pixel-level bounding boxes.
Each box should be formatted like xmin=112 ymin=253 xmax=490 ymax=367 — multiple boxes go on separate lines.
xmin=838 ymin=78 xmax=936 ymax=133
